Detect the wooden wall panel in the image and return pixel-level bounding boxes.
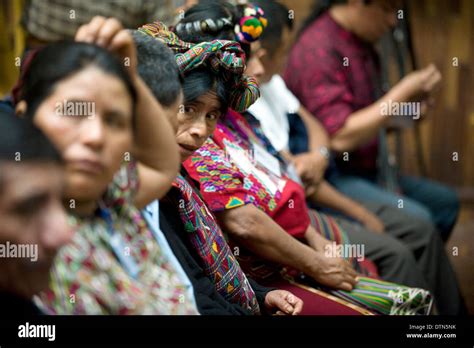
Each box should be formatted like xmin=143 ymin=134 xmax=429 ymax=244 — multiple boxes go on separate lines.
xmin=280 ymin=0 xmax=316 ymax=33
xmin=408 ymin=0 xmax=474 ymax=191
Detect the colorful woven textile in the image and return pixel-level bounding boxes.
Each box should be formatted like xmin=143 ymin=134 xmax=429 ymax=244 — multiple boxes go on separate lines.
xmin=334 ymin=277 xmax=433 ymax=315
xmin=307 ymin=213 xmax=432 ymax=315
xmin=171 ymin=173 xmax=260 ymax=314
xmin=184 ymin=111 xmax=312 ymax=238
xmin=34 ymin=161 xmax=199 ymax=315
xmin=186 ymin=136 xmax=278 ymax=211
xmin=138 ymin=21 xmax=260 ymax=112
xmin=307 ymin=209 xmax=376 ymax=277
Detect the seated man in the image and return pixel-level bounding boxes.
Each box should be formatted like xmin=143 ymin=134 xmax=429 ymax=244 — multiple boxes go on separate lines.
xmin=0 ymin=106 xmax=73 ymax=315
xmin=284 ymin=0 xmax=459 ymax=242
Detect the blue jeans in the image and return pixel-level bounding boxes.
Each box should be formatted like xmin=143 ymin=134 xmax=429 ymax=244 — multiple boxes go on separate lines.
xmin=328 ymin=173 xmax=460 ymax=241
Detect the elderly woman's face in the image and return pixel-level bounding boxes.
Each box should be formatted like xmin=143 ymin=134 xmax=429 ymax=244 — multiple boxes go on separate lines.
xmin=32 ymin=66 xmax=134 ymax=204
xmin=175 ymin=91 xmax=222 ymax=161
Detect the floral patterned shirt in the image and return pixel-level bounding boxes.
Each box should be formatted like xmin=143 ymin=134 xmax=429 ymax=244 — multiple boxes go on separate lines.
xmin=35 ymin=161 xmax=199 ymax=315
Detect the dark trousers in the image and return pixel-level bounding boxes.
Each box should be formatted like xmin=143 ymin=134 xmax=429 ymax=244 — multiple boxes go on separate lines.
xmin=333 ymin=202 xmax=465 ymax=315
xmin=328 ymin=173 xmax=460 ymax=241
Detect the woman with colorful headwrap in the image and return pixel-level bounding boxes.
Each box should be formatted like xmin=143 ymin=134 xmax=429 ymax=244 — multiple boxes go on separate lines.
xmin=141 ymin=4 xmax=364 ymax=315
xmin=161 ymin=1 xmax=433 ymax=315
xmin=138 ymin=20 xmax=306 ymax=315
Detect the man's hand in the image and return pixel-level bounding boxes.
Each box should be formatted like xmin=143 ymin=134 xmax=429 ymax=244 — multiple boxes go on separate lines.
xmin=293 ymin=151 xmax=328 ymax=187
xmin=392 ymin=64 xmax=442 ymax=103
xmin=75 ymin=16 xmax=137 ymax=77
xmin=355 ymin=207 xmax=385 ymax=234
xmin=264 ymin=290 xmax=304 ymax=315
xmin=304 ymin=225 xmax=358 ymax=291
xmin=311 ymin=252 xmax=359 ymax=292
xmin=304 ymin=183 xmax=320 ymax=197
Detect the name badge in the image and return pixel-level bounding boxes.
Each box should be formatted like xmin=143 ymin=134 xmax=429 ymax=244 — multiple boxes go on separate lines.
xmin=224 ymin=140 xmax=282 ymax=195
xmin=252 ymin=142 xmax=281 ymax=177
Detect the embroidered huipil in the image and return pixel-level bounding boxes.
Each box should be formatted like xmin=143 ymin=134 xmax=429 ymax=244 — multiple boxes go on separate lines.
xmin=184 ymin=110 xmax=311 ymax=239
xmin=170 ymin=174 xmax=260 ymax=314
xmin=35 ymin=161 xmax=199 ymax=315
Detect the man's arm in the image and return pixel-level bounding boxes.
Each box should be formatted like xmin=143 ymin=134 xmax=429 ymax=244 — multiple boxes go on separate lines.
xmin=289 ymin=106 xmax=330 ymax=190
xmin=74 ymin=17 xmax=180 ymax=208
xmin=216 ymin=204 xmax=357 ymax=291
xmin=308 ymin=180 xmax=385 ymax=233
xmin=331 ymin=64 xmax=442 ymax=153
xmin=298 ymin=105 xmax=330 ymax=152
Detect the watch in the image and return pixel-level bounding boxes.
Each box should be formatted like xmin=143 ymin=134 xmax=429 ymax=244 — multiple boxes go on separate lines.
xmin=318 ymin=146 xmax=330 ymax=160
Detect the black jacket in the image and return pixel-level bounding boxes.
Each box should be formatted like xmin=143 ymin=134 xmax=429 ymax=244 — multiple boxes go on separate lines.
xmin=0 ymin=291 xmax=43 ymax=317
xmin=160 ymin=193 xmax=272 ymax=315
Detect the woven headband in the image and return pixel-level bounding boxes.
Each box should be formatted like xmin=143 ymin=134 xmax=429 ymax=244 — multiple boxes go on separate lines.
xmin=175 ymin=4 xmax=267 ymax=45
xmin=138 ymin=21 xmax=260 ymax=112
xmin=175 ymin=17 xmax=233 ymax=37
xmin=235 ymin=4 xmax=267 ymax=44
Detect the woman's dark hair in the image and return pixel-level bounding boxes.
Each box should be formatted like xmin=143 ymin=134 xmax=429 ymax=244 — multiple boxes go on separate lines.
xmin=175 ymin=0 xmax=251 ymax=58
xmin=132 ymin=30 xmax=183 ymax=107
xmin=182 ymin=67 xmax=229 ymax=114
xmin=18 ymin=41 xmax=137 ymax=127
xmin=0 ymin=105 xmax=63 ymax=192
xmin=0 ymin=105 xmax=61 ymax=163
xmin=0 ymin=105 xmax=63 ymax=194
xmin=300 ymin=0 xmax=347 ymax=36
